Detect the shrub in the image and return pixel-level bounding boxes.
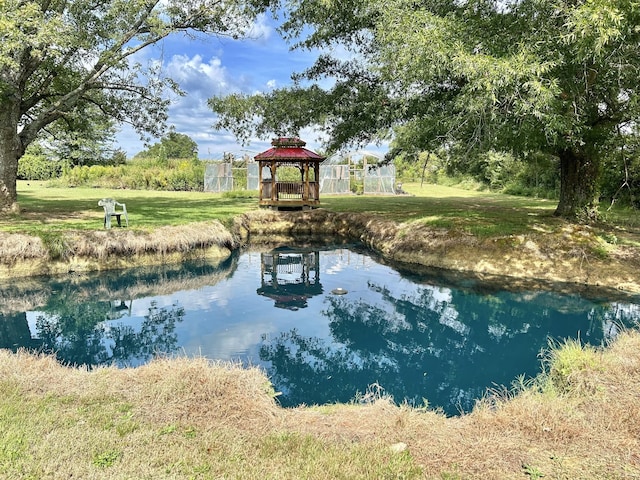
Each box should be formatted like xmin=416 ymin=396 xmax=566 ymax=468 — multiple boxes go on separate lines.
xmin=58 ymin=157 xmax=205 ymax=191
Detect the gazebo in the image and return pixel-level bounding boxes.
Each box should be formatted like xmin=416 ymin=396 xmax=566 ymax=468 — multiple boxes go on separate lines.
xmin=254 ymin=137 xmax=325 ymax=209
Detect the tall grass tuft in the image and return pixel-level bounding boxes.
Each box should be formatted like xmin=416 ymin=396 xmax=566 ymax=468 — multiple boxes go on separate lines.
xmin=37 ymin=231 xmax=72 ymax=260
xmin=542 ymin=338 xmax=601 ymax=395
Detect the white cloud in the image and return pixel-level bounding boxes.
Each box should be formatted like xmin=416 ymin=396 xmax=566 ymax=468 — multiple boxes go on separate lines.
xmin=246 ymin=13 xmax=273 ymax=43
xmin=164 ymin=54 xmax=231 ymax=96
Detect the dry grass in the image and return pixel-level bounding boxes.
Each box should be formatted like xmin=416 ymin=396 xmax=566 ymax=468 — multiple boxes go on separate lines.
xmin=1 ymin=330 xmax=640 ymax=479
xmin=0 ymin=231 xmax=48 ymax=262
xmin=66 ymin=220 xmax=238 ymax=259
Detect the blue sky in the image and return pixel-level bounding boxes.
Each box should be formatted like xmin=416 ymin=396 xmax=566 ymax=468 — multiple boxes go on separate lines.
xmin=116 ymin=13 xmax=336 ymax=159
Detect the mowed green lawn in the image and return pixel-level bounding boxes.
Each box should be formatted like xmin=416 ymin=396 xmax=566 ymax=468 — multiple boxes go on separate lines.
xmin=1 ymin=180 xmax=637 ymax=240
xmin=1 ymin=181 xmax=257 ymax=233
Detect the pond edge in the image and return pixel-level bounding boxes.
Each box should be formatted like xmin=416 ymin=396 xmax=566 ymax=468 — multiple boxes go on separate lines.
xmin=0 ymin=209 xmax=638 ymax=296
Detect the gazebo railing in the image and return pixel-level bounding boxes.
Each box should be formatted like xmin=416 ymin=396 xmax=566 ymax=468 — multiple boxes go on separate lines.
xmin=260 ymin=181 xmax=320 ymax=201
xmin=277 ymin=181 xmax=303 ymax=199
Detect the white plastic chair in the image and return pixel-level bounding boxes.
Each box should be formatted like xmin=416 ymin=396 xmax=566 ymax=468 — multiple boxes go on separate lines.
xmin=98 ymin=198 xmax=128 ymax=229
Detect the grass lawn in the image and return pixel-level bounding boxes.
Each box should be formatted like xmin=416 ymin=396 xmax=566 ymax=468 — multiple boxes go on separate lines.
xmin=1 ymin=181 xmax=257 ymax=233
xmin=1 ymin=180 xmax=638 ymax=242
xmin=322 ymin=183 xmax=562 ymax=237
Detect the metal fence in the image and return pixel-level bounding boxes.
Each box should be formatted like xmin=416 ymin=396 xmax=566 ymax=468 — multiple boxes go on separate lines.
xmin=247 ymin=163 xmax=260 ymax=190
xmin=363 ymin=165 xmax=396 ymax=195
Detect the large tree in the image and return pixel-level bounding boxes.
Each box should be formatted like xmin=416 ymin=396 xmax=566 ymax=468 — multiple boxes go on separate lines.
xmin=0 ymin=0 xmax=263 ymax=211
xmin=210 ymin=0 xmax=640 ymax=220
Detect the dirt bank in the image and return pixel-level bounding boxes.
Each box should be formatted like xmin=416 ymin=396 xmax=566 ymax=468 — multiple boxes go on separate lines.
xmin=1 ymin=209 xmax=639 ymax=295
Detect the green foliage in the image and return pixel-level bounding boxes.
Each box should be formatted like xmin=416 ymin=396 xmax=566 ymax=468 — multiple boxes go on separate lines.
xmin=599 ymin=135 xmax=640 ymax=208
xmin=57 ymin=158 xmax=205 ymax=191
xmin=135 ymin=132 xmax=199 ymax=160
xmin=502 ymin=154 xmax=560 ymax=199
xmin=0 ymin=0 xmax=267 ymax=207
xmin=210 ymin=0 xmax=640 ymax=219
xmin=523 ymin=464 xmax=545 ymax=479
xmin=350 ymin=178 xmax=364 ymax=195
xmin=18 ymin=154 xmax=66 ymax=181
xmin=232 ymin=166 xmax=248 ymax=190
xmin=109 ymin=149 xmax=128 ymax=166
xmin=394 ymin=151 xmax=443 ymax=183
xmin=39 ymin=110 xmax=122 ymax=167
xmin=276 ymin=166 xmax=302 ymax=182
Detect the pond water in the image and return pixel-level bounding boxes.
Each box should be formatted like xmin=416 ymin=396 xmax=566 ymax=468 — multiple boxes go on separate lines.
xmin=1 ymin=245 xmax=638 ymax=416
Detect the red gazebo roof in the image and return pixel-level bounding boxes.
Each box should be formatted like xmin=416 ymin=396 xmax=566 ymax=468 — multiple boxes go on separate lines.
xmin=254 ymin=137 xmax=325 ymax=161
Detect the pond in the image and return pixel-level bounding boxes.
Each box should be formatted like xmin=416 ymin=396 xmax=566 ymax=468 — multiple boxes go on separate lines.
xmin=1 ymin=244 xmax=638 ymax=416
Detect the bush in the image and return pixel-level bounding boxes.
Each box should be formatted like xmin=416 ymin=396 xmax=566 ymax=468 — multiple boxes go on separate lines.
xmin=57 ymin=157 xmax=205 ymax=191
xmin=503 ymin=153 xmax=560 ymax=199
xmin=440 ymin=150 xmax=560 ymax=199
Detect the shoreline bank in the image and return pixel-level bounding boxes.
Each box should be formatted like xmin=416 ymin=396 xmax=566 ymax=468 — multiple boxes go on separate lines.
xmin=1 ymin=209 xmax=639 ymax=295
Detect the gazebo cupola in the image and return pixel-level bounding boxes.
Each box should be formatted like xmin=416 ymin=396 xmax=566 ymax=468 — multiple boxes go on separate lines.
xmin=254 ymin=137 xmax=325 ymax=210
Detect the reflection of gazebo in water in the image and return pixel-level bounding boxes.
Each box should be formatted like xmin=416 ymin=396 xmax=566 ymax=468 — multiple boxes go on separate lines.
xmin=257 ymin=249 xmax=323 ymax=310
xmin=255 ymin=137 xmax=325 ymax=210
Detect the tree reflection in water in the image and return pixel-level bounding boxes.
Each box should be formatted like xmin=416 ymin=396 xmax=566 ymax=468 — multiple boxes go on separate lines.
xmin=35 ymin=301 xmax=185 ymax=368
xmin=260 ymin=279 xmax=636 ymax=415
xmin=0 ymin=256 xmax=236 ymax=368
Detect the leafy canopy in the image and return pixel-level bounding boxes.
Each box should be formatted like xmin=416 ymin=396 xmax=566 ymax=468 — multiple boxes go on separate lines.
xmin=211 ymin=0 xmax=640 ymax=153
xmin=0 ymin=0 xmax=265 ymax=207
xmin=135 ymin=132 xmax=199 ymax=160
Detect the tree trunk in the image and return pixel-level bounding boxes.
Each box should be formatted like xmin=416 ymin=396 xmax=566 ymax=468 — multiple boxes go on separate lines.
xmin=0 ymin=99 xmax=22 ymax=212
xmin=554 ymin=148 xmax=600 ymax=221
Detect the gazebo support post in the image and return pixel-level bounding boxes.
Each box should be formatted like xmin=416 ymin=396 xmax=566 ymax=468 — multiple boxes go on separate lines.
xmin=303 ymin=162 xmax=309 ymax=201
xmin=271 ymin=161 xmax=276 ymax=202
